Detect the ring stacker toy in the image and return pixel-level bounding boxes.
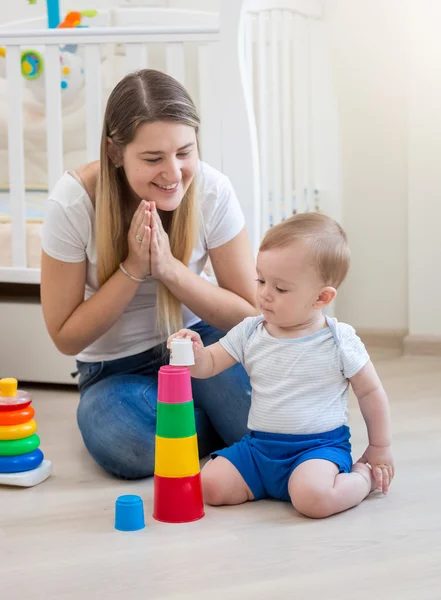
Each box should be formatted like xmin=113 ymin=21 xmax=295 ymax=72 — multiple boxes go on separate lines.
xmin=0 ymin=378 xmax=52 ymax=487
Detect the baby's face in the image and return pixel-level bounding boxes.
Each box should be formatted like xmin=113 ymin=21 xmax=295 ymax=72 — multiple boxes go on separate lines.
xmin=256 ymin=241 xmax=325 ymax=328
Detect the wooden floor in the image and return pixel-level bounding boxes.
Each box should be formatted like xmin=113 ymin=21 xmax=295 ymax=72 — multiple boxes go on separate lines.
xmin=1 ymin=351 xmax=440 ymax=600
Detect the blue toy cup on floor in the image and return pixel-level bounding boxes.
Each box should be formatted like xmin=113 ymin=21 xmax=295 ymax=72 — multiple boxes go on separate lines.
xmin=114 ymin=495 xmax=145 ymax=531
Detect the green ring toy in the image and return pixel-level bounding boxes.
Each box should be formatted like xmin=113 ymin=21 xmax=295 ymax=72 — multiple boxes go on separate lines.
xmin=0 ymin=434 xmax=40 ymax=456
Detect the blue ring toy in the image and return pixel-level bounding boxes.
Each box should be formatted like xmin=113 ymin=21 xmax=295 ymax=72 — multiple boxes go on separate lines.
xmin=0 ymin=448 xmax=44 ymax=473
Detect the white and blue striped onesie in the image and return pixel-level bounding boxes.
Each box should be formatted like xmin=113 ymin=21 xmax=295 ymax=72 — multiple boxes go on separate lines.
xmin=219 ymin=315 xmax=370 ymax=435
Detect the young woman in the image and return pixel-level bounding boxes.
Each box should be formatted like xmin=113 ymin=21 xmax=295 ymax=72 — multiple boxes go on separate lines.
xmin=40 ymin=69 xmax=258 ymax=479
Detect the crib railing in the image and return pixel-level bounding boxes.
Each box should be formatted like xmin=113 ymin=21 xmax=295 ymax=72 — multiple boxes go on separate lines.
xmin=0 ymin=1 xmax=261 ymax=282
xmin=243 ymin=0 xmax=341 ymax=233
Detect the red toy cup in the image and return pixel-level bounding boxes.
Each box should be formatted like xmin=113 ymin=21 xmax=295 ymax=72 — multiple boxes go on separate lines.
xmin=153 ymin=472 xmax=205 ymax=523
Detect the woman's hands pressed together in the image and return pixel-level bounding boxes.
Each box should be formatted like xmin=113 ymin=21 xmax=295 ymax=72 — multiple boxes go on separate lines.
xmin=150 ymin=202 xmax=178 ymax=281
xmin=123 ymin=199 xmax=152 ymax=280
xmin=123 ymin=200 xmax=178 ymax=283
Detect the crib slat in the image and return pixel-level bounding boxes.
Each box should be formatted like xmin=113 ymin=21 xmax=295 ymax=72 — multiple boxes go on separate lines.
xmin=166 ymin=43 xmax=185 ymax=84
xmin=198 ymin=44 xmax=222 ymax=171
xmin=305 ymin=19 xmax=313 ymax=214
xmin=270 ymin=10 xmax=281 ymax=226
xmin=245 ymin=13 xmax=254 ymax=95
xmin=45 ymin=45 xmax=63 ymax=194
xmin=84 ymin=45 xmax=102 ymax=163
xmin=256 ymin=11 xmax=269 ymax=233
xmin=125 ymin=43 xmax=148 ymax=73
xmin=281 ymin=11 xmax=293 ymax=220
xmin=293 ymin=14 xmax=307 ymax=213
xmin=6 ymin=45 xmax=26 ymax=268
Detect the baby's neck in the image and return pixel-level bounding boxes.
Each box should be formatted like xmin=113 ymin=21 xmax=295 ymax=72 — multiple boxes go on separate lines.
xmin=265 ymin=313 xmax=328 ymax=339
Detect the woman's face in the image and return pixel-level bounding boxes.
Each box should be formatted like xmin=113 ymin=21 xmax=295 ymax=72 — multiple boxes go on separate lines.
xmin=120 ymin=121 xmax=199 ymax=211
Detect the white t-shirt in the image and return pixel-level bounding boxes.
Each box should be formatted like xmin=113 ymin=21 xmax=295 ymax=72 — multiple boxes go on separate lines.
xmin=41 ymin=161 xmax=245 ymax=362
xmin=219 ymin=315 xmax=370 ymax=435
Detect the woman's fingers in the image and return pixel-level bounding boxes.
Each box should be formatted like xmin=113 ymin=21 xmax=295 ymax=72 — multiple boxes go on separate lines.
xmin=132 ymin=206 xmax=153 ymax=248
xmin=151 ymin=223 xmax=160 ymax=251
xmin=129 ymin=200 xmax=146 ymax=233
xmin=151 ymin=202 xmax=164 ymax=233
xmin=130 ymin=210 xmax=146 ymax=242
xmin=134 ymin=212 xmax=147 ymax=244
xmin=140 ymin=225 xmax=151 ymax=255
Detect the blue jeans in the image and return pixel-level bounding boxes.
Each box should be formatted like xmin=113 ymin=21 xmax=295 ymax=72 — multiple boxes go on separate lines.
xmin=76 ymin=321 xmax=251 ymax=479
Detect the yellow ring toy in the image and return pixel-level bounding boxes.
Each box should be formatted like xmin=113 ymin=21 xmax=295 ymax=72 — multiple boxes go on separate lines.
xmin=0 ymin=419 xmax=37 ymax=440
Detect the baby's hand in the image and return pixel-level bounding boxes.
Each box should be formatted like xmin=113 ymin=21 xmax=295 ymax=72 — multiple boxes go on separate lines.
xmin=167 ymin=329 xmax=205 ymax=358
xmin=357 ymin=444 xmax=395 ymax=494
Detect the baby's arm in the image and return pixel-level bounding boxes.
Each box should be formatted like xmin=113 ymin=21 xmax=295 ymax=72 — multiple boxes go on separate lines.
xmin=350 ymin=361 xmax=394 ymax=493
xmin=167 ymin=329 xmax=237 ymax=379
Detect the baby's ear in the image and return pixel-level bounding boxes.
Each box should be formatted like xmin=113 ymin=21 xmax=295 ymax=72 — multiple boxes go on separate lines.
xmin=314 ymin=286 xmax=337 ymax=308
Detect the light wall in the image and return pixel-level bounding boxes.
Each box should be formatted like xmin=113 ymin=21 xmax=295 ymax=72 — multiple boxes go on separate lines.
xmin=330 ymin=0 xmax=441 ymax=338
xmin=407 ymin=0 xmax=441 ymax=337
xmin=328 ymin=0 xmax=408 ymax=331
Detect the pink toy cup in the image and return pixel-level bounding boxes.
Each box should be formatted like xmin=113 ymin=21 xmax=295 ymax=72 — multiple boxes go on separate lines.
xmin=158 ymin=366 xmax=192 ymax=404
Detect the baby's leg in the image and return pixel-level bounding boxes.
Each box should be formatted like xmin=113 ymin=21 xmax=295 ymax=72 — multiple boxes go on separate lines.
xmin=201 ymin=457 xmax=254 ymax=506
xmin=288 ymin=459 xmax=376 ymax=519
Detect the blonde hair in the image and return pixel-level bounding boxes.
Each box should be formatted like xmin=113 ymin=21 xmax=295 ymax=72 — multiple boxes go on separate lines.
xmin=259 ymin=212 xmax=350 ymax=288
xmin=96 ymin=69 xmax=199 ymax=335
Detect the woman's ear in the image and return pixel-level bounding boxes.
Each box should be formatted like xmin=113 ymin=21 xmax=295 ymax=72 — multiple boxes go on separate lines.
xmin=314 ymin=286 xmax=337 ymax=308
xmin=107 ymin=137 xmax=123 ymax=168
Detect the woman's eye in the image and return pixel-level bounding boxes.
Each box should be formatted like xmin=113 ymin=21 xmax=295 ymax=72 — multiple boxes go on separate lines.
xmin=177 ymin=151 xmax=191 ymax=159
xmin=144 ymin=158 xmax=161 ymax=164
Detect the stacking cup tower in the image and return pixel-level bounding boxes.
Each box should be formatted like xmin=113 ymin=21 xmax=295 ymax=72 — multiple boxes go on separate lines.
xmin=153 ymin=339 xmax=205 ymax=523
xmin=0 ymin=378 xmax=52 ymax=487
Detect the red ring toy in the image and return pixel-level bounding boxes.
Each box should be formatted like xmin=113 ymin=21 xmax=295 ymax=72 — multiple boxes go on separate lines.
xmin=0 ymin=399 xmax=32 ymax=412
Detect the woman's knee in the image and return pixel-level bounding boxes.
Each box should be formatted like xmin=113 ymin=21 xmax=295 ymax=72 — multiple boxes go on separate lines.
xmin=77 ymin=375 xmax=157 ymax=479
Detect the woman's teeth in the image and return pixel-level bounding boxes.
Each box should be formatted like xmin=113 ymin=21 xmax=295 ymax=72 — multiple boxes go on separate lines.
xmin=155 ymin=183 xmax=179 ymax=190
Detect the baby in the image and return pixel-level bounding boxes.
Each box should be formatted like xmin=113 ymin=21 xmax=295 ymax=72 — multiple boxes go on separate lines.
xmin=168 ymin=212 xmax=394 ymax=519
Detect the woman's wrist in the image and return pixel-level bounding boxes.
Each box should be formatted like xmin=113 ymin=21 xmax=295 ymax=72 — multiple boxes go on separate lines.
xmin=159 ymin=256 xmax=181 ymax=285
xmin=119 ymin=260 xmax=148 ymax=283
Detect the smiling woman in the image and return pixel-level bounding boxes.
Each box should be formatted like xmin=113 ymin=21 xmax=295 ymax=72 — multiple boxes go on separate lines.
xmin=39 ymin=69 xmax=258 ymax=480
xmin=119 ymin=124 xmax=197 ymax=213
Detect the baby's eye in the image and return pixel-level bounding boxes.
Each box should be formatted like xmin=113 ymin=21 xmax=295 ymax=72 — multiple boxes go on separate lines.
xmin=256 ymin=278 xmax=265 ymax=285
xmin=276 ymin=287 xmax=288 ymax=293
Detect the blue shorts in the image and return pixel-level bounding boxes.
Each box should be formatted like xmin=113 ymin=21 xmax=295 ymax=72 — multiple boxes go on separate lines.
xmin=211 ymin=425 xmax=352 ymax=502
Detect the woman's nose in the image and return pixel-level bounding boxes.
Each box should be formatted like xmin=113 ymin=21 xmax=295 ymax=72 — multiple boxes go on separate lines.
xmin=161 ymin=158 xmax=181 ymax=182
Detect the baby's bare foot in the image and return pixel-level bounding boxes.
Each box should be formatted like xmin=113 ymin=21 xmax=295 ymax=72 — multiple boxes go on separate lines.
xmin=352 ymin=462 xmax=377 ymax=494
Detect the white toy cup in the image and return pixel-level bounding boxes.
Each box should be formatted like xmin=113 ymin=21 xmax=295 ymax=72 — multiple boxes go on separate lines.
xmin=170 ymin=338 xmax=195 ymax=366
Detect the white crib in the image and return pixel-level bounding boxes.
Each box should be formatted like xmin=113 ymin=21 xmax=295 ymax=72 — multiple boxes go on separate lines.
xmin=0 ymin=0 xmax=340 ymax=384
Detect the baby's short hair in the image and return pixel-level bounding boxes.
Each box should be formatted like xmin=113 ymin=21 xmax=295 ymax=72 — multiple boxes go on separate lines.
xmin=259 ymin=212 xmax=350 ymax=288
